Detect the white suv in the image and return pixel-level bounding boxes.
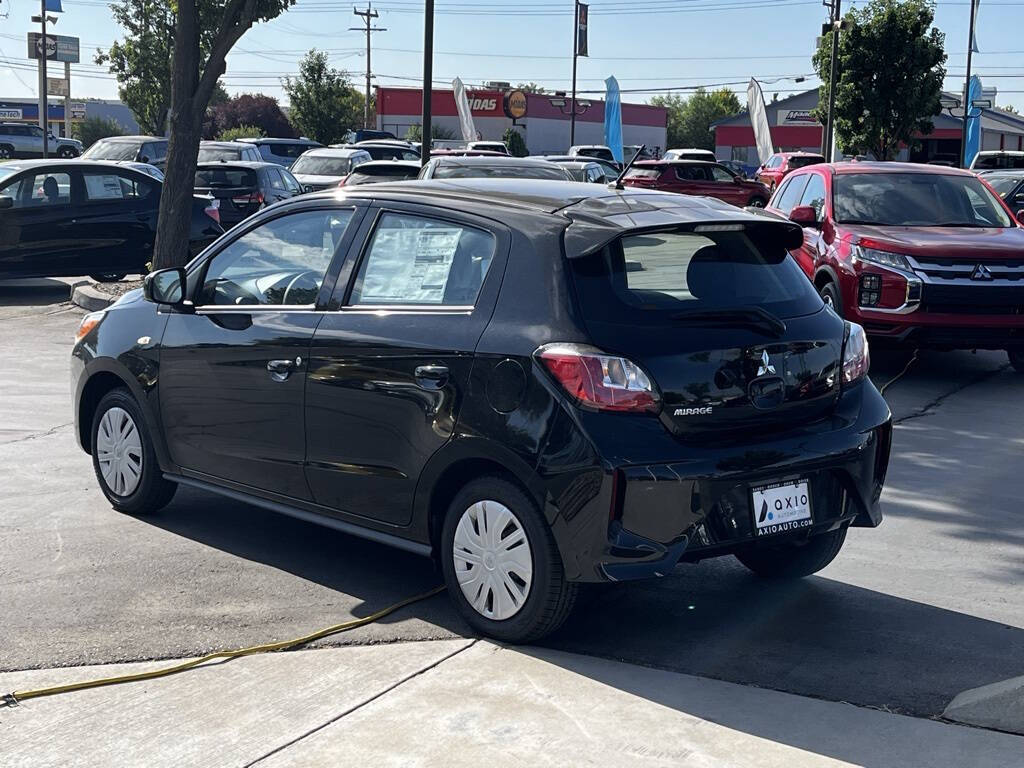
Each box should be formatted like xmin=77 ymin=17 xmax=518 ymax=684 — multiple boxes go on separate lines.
xmin=0 ymin=123 xmax=82 ymax=159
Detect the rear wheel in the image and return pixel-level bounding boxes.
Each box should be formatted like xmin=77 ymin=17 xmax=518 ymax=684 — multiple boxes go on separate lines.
xmin=0 ymin=145 xmax=12 ymax=159
xmin=440 ymin=476 xmax=577 ymax=643
xmin=1008 ymin=349 xmax=1024 ymax=373
xmin=58 ymin=147 xmax=77 ymax=158
xmin=748 ymin=196 xmax=767 ymax=208
xmin=89 ymin=273 xmax=127 ymax=283
xmin=818 ymin=280 xmax=842 ymax=315
xmin=91 ymin=389 xmax=176 ymax=515
xmin=735 ymin=526 xmax=848 ymax=578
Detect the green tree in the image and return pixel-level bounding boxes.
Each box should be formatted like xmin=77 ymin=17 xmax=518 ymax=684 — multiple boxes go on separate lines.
xmin=515 ymin=82 xmax=546 ymax=94
xmin=404 ymin=123 xmax=458 ymax=142
xmin=72 ymin=115 xmax=126 ymax=148
xmin=812 ymin=0 xmax=946 ymax=160
xmin=650 ymin=88 xmax=740 ymax=150
xmin=151 ymin=0 xmax=295 ymax=269
xmin=503 ymin=127 xmax=528 ymax=157
xmin=283 ymin=50 xmax=363 ymax=145
xmin=217 ymin=124 xmax=265 ymax=141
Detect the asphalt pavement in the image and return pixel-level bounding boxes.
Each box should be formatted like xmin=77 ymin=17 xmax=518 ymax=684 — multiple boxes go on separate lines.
xmin=1 ymin=278 xmax=1022 ymax=726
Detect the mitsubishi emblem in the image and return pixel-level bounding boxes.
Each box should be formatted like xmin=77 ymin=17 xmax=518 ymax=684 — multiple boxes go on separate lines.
xmin=756 ymin=350 xmax=776 ymax=378
xmin=970 ymin=264 xmax=994 ymax=281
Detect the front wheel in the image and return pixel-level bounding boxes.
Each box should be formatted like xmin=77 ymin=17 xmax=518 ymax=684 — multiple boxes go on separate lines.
xmin=440 ymin=476 xmax=577 ymax=643
xmin=818 ymin=280 xmax=842 ymax=315
xmin=748 ymin=196 xmax=767 ymax=208
xmin=735 ymin=526 xmax=847 ymax=578
xmin=1008 ymin=348 xmax=1024 ymax=373
xmin=91 ymin=389 xmax=177 ymax=515
xmin=58 ymin=147 xmax=77 ymax=158
xmin=89 ymin=273 xmax=127 ymax=283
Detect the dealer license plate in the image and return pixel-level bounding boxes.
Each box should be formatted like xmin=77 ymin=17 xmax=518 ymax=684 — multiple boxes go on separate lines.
xmin=751 ymin=479 xmax=812 ymax=537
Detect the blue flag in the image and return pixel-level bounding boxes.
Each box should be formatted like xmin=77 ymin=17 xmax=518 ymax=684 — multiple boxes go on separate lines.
xmin=44 ymin=0 xmax=63 ymax=12
xmin=604 ymin=76 xmax=623 ymax=165
xmin=965 ymin=75 xmax=983 ymax=168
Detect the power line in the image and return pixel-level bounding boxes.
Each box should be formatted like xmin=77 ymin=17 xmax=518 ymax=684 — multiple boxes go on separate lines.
xmin=350 ymin=3 xmax=386 ymax=129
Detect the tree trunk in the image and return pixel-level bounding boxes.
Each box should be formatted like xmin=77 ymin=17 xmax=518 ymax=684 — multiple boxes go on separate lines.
xmin=151 ymin=0 xmax=200 ymax=271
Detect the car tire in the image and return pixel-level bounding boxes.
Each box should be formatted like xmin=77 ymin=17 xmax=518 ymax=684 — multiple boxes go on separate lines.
xmin=818 ymin=280 xmax=842 ymax=315
xmin=89 ymin=273 xmax=127 ymax=283
xmin=440 ymin=475 xmax=577 ymax=643
xmin=1008 ymin=349 xmax=1024 ymax=373
xmin=91 ymin=388 xmax=177 ymax=515
xmin=58 ymin=147 xmax=77 ymax=158
xmin=0 ymin=145 xmax=12 ymax=159
xmin=748 ymin=196 xmax=767 ymax=208
xmin=735 ymin=526 xmax=848 ymax=578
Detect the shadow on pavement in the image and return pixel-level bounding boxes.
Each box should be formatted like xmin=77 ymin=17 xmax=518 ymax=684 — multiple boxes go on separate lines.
xmin=0 ymin=278 xmax=72 ymax=307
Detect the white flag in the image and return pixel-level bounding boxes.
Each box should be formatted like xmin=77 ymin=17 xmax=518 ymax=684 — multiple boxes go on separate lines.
xmin=747 ymin=78 xmax=774 ymax=165
xmin=452 ymin=78 xmax=477 ymax=143
xmin=970 ymin=0 xmax=981 ymax=52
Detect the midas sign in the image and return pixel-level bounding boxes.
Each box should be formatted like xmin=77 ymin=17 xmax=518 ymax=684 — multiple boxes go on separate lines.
xmin=504 ymin=90 xmax=528 ymax=120
xmin=467 ymin=96 xmax=498 ymax=112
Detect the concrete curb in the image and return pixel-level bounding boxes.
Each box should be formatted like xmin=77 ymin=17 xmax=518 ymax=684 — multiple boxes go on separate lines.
xmin=69 ymin=281 xmax=115 ymax=311
xmin=943 ymin=675 xmax=1024 ymax=736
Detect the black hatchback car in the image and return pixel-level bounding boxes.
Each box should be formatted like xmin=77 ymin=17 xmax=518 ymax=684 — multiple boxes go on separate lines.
xmin=194 ymin=161 xmax=303 ymax=229
xmin=0 ymin=160 xmax=222 ymax=281
xmin=71 ymin=180 xmax=891 ymax=642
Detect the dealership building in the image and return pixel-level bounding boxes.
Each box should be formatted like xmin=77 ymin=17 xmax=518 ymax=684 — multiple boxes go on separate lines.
xmin=375 ymin=86 xmax=668 ymax=156
xmin=0 ymin=98 xmax=140 ymax=136
xmin=713 ymin=87 xmax=1024 ymax=167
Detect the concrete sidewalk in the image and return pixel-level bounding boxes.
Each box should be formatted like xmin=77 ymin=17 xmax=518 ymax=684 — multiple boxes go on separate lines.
xmin=1 ymin=640 xmax=1021 ymax=768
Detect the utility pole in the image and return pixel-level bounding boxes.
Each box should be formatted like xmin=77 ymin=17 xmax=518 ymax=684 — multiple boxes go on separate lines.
xmin=351 ymin=4 xmax=386 ymax=130
xmin=38 ymin=0 xmax=49 ymax=157
xmin=821 ymin=0 xmax=841 ymax=159
xmin=960 ymin=0 xmax=979 ymax=168
xmin=421 ymin=0 xmax=433 ymax=167
xmin=569 ymin=0 xmax=579 ymax=147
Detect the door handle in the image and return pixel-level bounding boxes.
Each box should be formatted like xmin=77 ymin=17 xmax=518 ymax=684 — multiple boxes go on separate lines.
xmin=267 ymin=356 xmax=302 ymax=381
xmin=414 ymin=364 xmax=449 ymax=388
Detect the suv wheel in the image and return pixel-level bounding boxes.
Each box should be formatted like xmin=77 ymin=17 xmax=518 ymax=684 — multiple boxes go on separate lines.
xmin=1008 ymin=348 xmax=1024 ymax=373
xmin=440 ymin=476 xmax=577 ymax=643
xmin=90 ymin=273 xmax=127 ymax=283
xmin=818 ymin=280 xmax=842 ymax=314
xmin=58 ymin=146 xmax=77 ymax=158
xmin=0 ymin=145 xmax=12 ymax=159
xmin=91 ymin=389 xmax=176 ymax=515
xmin=748 ymin=196 xmax=767 ymax=208
xmin=735 ymin=526 xmax=847 ymax=578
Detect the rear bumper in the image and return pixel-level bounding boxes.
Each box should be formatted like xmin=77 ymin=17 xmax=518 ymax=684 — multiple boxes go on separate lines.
xmin=550 ymin=381 xmax=891 ymax=582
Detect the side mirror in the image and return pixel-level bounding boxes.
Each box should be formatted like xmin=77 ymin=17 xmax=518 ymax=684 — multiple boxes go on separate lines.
xmin=789 ymin=205 xmax=820 ymax=228
xmin=0 ymin=196 xmax=13 ymax=210
xmin=143 ymin=267 xmax=186 ymax=306
xmin=139 ymin=155 xmax=150 ymax=164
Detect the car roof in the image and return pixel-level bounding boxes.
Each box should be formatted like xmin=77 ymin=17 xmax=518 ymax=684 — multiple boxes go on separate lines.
xmin=350 ymin=141 xmax=416 ymax=149
xmin=571 ymin=145 xmax=611 ymax=150
xmin=551 ymin=160 xmax=601 ymax=169
xmin=634 ymin=159 xmax=717 ymax=166
xmin=238 ymin=137 xmax=320 ymax=145
xmin=667 ymin=147 xmax=714 ymax=153
xmin=302 ymin=147 xmax=371 ymax=157
xmin=778 ymin=151 xmax=825 ymax=158
xmin=94 ymin=135 xmax=164 ymax=143
xmin=825 ymin=161 xmax=977 ymax=177
xmin=975 ymin=150 xmax=1024 ymax=157
xmin=196 ymin=161 xmax=279 ymax=169
xmin=430 ymin=155 xmax=555 ymax=165
xmin=0 ymin=159 xmax=155 ymax=172
xmin=982 ymin=169 xmax=1024 ymax=177
xmin=199 ymin=140 xmax=253 ymax=149
xmin=354 ymin=160 xmax=421 ymax=169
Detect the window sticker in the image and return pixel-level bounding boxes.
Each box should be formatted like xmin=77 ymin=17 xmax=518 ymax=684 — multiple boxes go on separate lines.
xmin=358 ymin=227 xmax=463 ymax=304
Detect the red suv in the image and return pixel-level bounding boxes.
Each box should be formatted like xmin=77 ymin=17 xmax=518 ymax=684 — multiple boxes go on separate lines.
xmin=766 ymin=162 xmax=1024 ymax=370
xmin=623 ymin=160 xmax=771 ymax=207
xmin=756 ymin=152 xmax=826 ymax=192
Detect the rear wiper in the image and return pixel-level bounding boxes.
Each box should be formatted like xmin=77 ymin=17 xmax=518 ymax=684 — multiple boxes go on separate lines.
xmin=669 ymin=306 xmax=787 ymax=337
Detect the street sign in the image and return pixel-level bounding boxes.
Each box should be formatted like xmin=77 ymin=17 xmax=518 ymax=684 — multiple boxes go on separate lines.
xmin=27 ymin=32 xmax=80 ymax=63
xmin=0 ymin=108 xmax=24 ymax=120
xmin=47 ymin=77 xmax=68 ymax=97
xmin=69 ymin=102 xmax=86 ymax=119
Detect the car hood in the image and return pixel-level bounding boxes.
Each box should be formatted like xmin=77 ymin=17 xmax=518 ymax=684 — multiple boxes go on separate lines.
xmin=841 ymin=224 xmax=1024 ymax=259
xmin=293 ymin=174 xmax=343 ymax=186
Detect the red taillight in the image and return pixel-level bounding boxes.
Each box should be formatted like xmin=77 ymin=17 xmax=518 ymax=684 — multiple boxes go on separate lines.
xmin=204 ymin=201 xmax=220 ymax=226
xmin=231 ymin=192 xmax=263 ymax=206
xmin=536 ymin=343 xmax=660 ymax=413
xmin=842 ymin=322 xmax=870 ymax=386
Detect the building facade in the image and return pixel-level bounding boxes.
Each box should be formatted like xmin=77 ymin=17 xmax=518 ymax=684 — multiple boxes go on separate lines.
xmin=0 ymin=98 xmax=140 ymax=137
xmin=375 ymin=86 xmax=667 ymax=156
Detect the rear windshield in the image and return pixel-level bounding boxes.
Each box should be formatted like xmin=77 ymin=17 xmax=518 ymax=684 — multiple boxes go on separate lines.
xmin=194 ymin=168 xmax=257 ymax=187
xmin=834 ymin=172 xmax=1013 ymax=227
xmin=987 ymin=176 xmax=1020 ymax=197
xmin=577 ymin=148 xmax=614 ymax=161
xmin=197 ymin=148 xmax=241 ymax=162
xmin=82 ymin=141 xmax=139 ymax=161
xmin=347 ymin=166 xmax=418 ymax=184
xmin=974 ymin=154 xmax=1024 ymax=170
xmin=433 ymin=163 xmax=569 ymax=180
xmin=571 ymin=229 xmax=822 ymax=324
xmin=624 ymin=168 xmax=662 ymax=179
xmin=290 ymin=156 xmax=355 ymax=176
xmin=788 ymin=155 xmax=825 ymax=169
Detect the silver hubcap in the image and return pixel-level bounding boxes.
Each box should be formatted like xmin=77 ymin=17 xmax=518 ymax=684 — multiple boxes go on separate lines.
xmin=822 ymin=291 xmax=834 ymax=308
xmin=97 ymin=407 xmax=143 ymax=497
xmin=452 ymin=500 xmax=533 ymax=621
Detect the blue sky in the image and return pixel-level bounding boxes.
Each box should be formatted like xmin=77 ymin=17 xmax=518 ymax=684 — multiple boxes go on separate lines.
xmin=1 ymin=0 xmax=1021 ymax=113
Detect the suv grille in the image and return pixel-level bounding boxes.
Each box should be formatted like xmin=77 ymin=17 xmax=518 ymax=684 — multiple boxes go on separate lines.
xmin=907 ymin=256 xmax=1024 ymax=315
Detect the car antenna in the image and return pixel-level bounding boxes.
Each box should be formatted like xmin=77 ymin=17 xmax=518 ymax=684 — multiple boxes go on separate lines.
xmin=612 ymin=145 xmax=645 ymax=190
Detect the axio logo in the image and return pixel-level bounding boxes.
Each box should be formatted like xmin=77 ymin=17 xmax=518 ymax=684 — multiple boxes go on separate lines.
xmin=674 ymin=406 xmax=713 ymax=416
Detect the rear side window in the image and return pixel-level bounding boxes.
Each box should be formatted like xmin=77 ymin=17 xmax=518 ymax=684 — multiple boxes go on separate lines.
xmin=624 ymin=167 xmax=662 ymax=180
xmin=141 ymin=142 xmax=167 ymax=162
xmin=676 ymin=166 xmax=708 ymax=181
xmin=571 ymin=229 xmax=821 ymax=324
xmin=788 ymin=155 xmax=824 ymax=169
xmin=83 ymin=171 xmax=155 ymax=201
xmin=2 ymin=171 xmax=72 ymax=207
xmin=774 ymin=175 xmax=809 ymax=214
xmin=348 ymin=213 xmax=496 ymax=306
xmin=194 ymin=168 xmax=257 ymax=188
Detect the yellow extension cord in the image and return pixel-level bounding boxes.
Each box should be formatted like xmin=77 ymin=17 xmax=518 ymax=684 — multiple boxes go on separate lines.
xmin=2 ymin=585 xmax=446 ymax=708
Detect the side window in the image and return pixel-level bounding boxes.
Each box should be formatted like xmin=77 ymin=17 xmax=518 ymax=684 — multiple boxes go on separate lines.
xmin=200 ymin=209 xmax=354 ymax=306
xmin=775 ymin=174 xmax=811 ymax=215
xmin=348 ymin=213 xmax=496 ymax=307
xmin=267 ymin=169 xmax=286 ymax=190
xmin=142 ymin=142 xmax=167 ymax=162
xmin=710 ymin=165 xmax=734 ymax=182
xmin=675 ymin=166 xmax=704 ymax=181
xmin=8 ymin=171 xmax=71 ymax=207
xmin=83 ymin=171 xmax=155 ymax=202
xmin=798 ymin=174 xmax=827 ymax=220
xmin=280 ymin=169 xmax=302 ymax=193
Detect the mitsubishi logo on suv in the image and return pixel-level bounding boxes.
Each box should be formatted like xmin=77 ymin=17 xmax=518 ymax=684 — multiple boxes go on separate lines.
xmin=756 ymin=350 xmax=776 ymax=378
xmin=971 ymin=264 xmax=994 ymax=281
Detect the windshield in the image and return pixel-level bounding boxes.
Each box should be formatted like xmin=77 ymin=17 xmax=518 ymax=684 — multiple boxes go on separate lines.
xmin=974 ymin=154 xmax=1024 ymax=170
xmin=571 ymin=229 xmax=822 ymax=325
xmin=434 ymin=163 xmax=570 ymax=180
xmin=788 ymin=155 xmax=825 ymax=169
xmin=197 ymin=148 xmax=242 ymax=162
xmin=290 ymin=156 xmax=354 ymax=176
xmin=195 ymin=168 xmax=256 ymax=187
xmin=81 ymin=141 xmax=139 ymax=161
xmin=835 ymin=172 xmax=1013 ymax=227
xmin=987 ymin=177 xmax=1020 ymax=197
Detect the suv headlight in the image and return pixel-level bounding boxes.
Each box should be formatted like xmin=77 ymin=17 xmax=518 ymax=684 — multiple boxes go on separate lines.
xmin=851 ymin=245 xmax=913 ymax=272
